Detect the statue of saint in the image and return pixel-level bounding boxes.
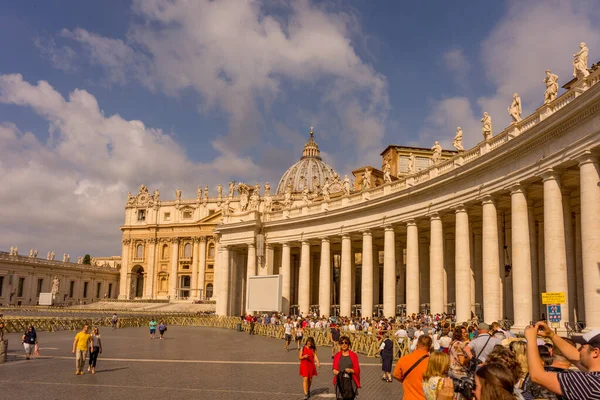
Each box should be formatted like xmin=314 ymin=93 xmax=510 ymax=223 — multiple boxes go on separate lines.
xmin=302 ymin=185 xmax=311 ymax=205
xmin=154 ymin=189 xmax=160 ymax=202
xmin=47 ymin=251 xmax=51 ymax=260
xmin=204 ymin=185 xmax=209 ymax=199
xmin=63 ymin=253 xmax=67 ymax=262
xmin=343 ymin=175 xmax=351 ymax=195
xmin=196 ymin=186 xmax=202 ymax=199
xmin=127 ymin=192 xmax=135 ymax=205
xmin=248 ymin=188 xmax=260 ymax=211
xmin=66 ymin=254 xmax=71 ymax=262
xmin=51 ymin=276 xmax=60 ymax=294
xmin=217 ymin=184 xmax=223 ymax=198
xmin=362 ymin=168 xmax=372 ymax=191
xmin=383 ymin=160 xmax=392 ymax=183
xmin=284 ymin=183 xmax=293 ymax=208
xmin=175 ymin=188 xmax=182 ymax=201
xmin=543 ymin=69 xmax=559 ymax=104
xmin=220 ymin=199 xmax=230 ymax=216
xmin=431 ymin=142 xmax=442 ymax=164
xmin=453 ymin=127 xmax=465 ymax=151
xmin=50 ymin=251 xmax=55 ymax=260
xmin=239 ymin=183 xmax=249 ymax=211
xmin=228 ymin=181 xmax=234 ymax=198
xmin=33 ymin=249 xmax=38 ymax=258
xmin=322 ymin=177 xmax=331 ymax=201
xmin=77 ymin=256 xmax=82 ymax=264
xmin=573 ymin=42 xmax=590 ymax=78
xmin=407 ymin=153 xmax=415 ymax=174
xmin=508 ymin=93 xmax=522 ymax=123
xmin=29 ymin=249 xmax=34 ymax=257
xmin=262 ymin=192 xmax=272 ymax=213
xmin=481 ymin=112 xmax=492 ymax=140
xmin=264 ymin=182 xmax=271 ymax=195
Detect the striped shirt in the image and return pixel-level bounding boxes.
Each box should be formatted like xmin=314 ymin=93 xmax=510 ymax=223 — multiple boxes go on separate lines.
xmin=557 ymin=371 xmax=600 ymax=400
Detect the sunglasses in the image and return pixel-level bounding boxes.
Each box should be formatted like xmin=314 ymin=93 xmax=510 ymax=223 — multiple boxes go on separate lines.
xmin=340 ymin=341 xmax=350 ymax=345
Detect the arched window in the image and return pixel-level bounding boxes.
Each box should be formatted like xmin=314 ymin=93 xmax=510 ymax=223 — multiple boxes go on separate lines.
xmin=136 ymin=244 xmax=144 ymax=258
xmin=162 ymin=244 xmax=168 ymax=259
xmin=205 ymin=283 xmax=213 ymax=299
xmin=208 ymin=244 xmax=215 ymax=259
xmin=184 ymin=243 xmax=192 ymax=258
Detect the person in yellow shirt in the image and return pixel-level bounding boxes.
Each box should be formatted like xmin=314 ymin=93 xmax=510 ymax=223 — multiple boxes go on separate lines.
xmin=72 ymin=325 xmax=92 ymax=375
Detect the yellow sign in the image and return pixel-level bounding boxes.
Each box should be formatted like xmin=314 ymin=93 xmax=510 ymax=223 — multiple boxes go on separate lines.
xmin=542 ymin=292 xmax=566 ymax=305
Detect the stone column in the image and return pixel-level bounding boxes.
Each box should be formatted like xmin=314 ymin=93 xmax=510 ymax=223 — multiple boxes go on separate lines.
xmin=373 ymin=246 xmax=380 ymax=308
xmin=406 ymin=220 xmax=420 ymax=315
xmin=191 ymin=237 xmax=200 ymax=300
xmin=169 ymin=238 xmax=179 ymax=298
xmin=396 ymin=242 xmax=405 ymax=306
xmin=455 ymin=206 xmax=471 ymax=323
xmin=340 ymin=235 xmax=352 ymax=317
xmin=562 ymin=191 xmax=576 ymax=323
xmin=118 ymin=239 xmax=131 ymax=299
xmin=473 ymin=227 xmax=483 ymax=314
xmin=281 ymin=243 xmax=291 ymax=315
xmin=217 ymin=245 xmax=230 ymax=316
xmin=542 ymin=172 xmax=570 ymax=327
xmin=537 ymin=221 xmax=546 ymax=295
xmin=383 ymin=226 xmax=396 ymax=317
xmin=361 ymin=231 xmax=374 ymax=318
xmin=145 ymin=238 xmax=157 ymax=299
xmin=510 ymin=185 xmax=533 ymax=331
xmin=198 ymin=238 xmax=207 ymax=299
xmin=445 ymin=233 xmax=456 ymax=308
xmin=319 ymin=238 xmax=331 ymax=317
xmin=299 ymin=240 xmax=311 ymax=316
xmin=528 ymin=206 xmax=539 ymax=320
xmin=574 ymin=211 xmax=585 ymax=320
xmin=429 ymin=214 xmax=444 ymax=315
xmin=245 ymin=242 xmax=257 ymax=313
xmin=351 ymin=248 xmax=357 ymax=307
xmin=578 ymin=154 xmax=600 ymax=330
xmin=482 ymin=196 xmax=501 ymax=323
xmin=419 ymin=236 xmax=430 ymax=309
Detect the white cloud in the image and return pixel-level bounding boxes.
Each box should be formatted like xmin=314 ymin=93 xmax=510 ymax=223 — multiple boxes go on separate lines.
xmin=0 ymin=74 xmax=262 ymax=256
xmin=55 ymin=0 xmax=389 ymax=162
xmin=443 ymin=48 xmax=471 ymax=86
xmin=419 ymin=97 xmax=481 ymax=150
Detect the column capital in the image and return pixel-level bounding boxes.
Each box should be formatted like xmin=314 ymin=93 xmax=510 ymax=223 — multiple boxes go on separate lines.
xmin=340 ymin=234 xmax=351 ymax=240
xmin=320 ymin=237 xmax=330 ymax=243
xmin=122 ymin=239 xmax=131 ymax=245
xmin=170 ymin=237 xmax=180 ymax=244
xmin=192 ymin=236 xmax=201 ymax=243
xmin=383 ymin=225 xmax=395 ymax=232
xmin=406 ymin=219 xmax=417 ymax=227
xmin=428 ymin=212 xmax=441 ymax=220
xmin=361 ymin=230 xmax=372 ymax=236
xmin=301 ymin=239 xmax=310 ymax=245
xmin=480 ymin=194 xmax=496 ymax=205
xmin=452 ymin=204 xmax=468 ymax=213
xmin=540 ymin=168 xmax=563 ymax=182
xmin=281 ymin=242 xmax=290 ymax=248
xmin=576 ymin=151 xmax=599 ymax=166
xmin=508 ymin=183 xmax=528 ymax=194
xmin=199 ymin=236 xmax=207 ymax=242
xmin=147 ymin=237 xmax=159 ymax=244
xmin=247 ymin=242 xmax=256 ymax=249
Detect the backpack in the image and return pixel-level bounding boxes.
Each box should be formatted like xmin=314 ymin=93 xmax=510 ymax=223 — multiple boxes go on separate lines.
xmin=336 ymin=373 xmax=356 ymax=400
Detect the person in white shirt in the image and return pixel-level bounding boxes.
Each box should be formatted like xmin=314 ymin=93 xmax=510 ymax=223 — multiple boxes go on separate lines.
xmin=284 ymin=317 xmax=295 ymax=352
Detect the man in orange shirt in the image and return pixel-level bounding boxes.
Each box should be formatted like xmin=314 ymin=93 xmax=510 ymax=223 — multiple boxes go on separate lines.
xmin=393 ymin=335 xmax=431 ymax=400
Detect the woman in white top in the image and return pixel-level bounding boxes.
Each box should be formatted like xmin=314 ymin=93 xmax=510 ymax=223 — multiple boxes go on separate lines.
xmin=88 ymin=327 xmax=103 ymax=374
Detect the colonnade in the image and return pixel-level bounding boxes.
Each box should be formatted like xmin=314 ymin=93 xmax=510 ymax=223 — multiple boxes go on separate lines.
xmin=216 ymin=155 xmax=600 ymax=331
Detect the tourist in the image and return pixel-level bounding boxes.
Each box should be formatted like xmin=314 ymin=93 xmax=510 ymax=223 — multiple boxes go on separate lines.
xmin=508 ymin=340 xmax=529 ymax=389
xmin=332 ymin=336 xmax=361 ymax=400
xmin=524 ymin=322 xmax=600 ymax=399
xmin=438 ymin=327 xmax=452 ymax=353
xmin=464 ymin=323 xmax=501 ymax=364
xmin=284 ymin=317 xmax=295 ymax=351
xmin=295 ymin=319 xmax=304 ymax=349
xmin=330 ymin=322 xmax=340 ymax=359
xmin=0 ymin=314 xmax=5 ymax=341
xmin=375 ymin=332 xmax=394 ymax=382
xmin=422 ymin=351 xmax=454 ymax=400
xmin=522 ymin=345 xmax=568 ymax=400
xmin=393 ymin=335 xmax=431 ymax=400
xmin=448 ymin=326 xmax=470 ymax=382
xmin=72 ymin=324 xmax=92 ymax=375
xmin=485 ymin=347 xmax=525 ymax=397
xmin=87 ymin=327 xmax=102 ymax=374
xmin=299 ymin=336 xmax=320 ymax=399
xmin=474 ymin=362 xmax=519 ymax=400
xmin=158 ymin=320 xmax=167 ymax=339
xmin=149 ymin=317 xmax=157 ymax=339
xmin=22 ymin=325 xmax=38 ymax=360
xmin=111 ymin=313 xmax=118 ymax=329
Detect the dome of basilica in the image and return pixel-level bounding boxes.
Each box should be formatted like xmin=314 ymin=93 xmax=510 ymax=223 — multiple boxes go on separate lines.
xmin=276 ymin=128 xmax=340 ymax=195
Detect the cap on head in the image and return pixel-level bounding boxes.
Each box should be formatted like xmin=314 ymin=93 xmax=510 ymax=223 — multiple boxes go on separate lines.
xmin=571 ymin=329 xmax=600 ymax=348
xmin=478 ymin=322 xmax=490 ymax=331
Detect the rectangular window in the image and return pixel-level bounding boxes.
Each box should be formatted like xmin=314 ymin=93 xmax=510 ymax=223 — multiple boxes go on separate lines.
xmin=69 ymin=281 xmax=75 ymax=298
xmin=208 ymin=263 xmax=213 ymax=270
xmin=164 ymin=212 xmax=171 ymax=221
xmin=96 ymin=282 xmax=102 ymax=298
xmin=18 ymin=277 xmax=25 ymax=297
xmin=37 ymin=278 xmax=44 ymax=296
xmin=108 ymin=283 xmax=113 ymax=298
xmin=183 ymin=210 xmax=192 ymax=219
xmin=83 ymin=282 xmax=89 ymax=298
xmin=0 ymin=276 xmax=4 ymax=297
xmin=138 ymin=209 xmax=146 ymax=221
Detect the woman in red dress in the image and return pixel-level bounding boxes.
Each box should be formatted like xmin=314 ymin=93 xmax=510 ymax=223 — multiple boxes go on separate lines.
xmin=299 ymin=336 xmax=321 ymax=399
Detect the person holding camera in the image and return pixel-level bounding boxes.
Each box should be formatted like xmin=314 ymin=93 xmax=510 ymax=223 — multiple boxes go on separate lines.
xmin=464 ymin=323 xmax=501 ymax=366
xmin=525 ymin=322 xmax=600 ymax=400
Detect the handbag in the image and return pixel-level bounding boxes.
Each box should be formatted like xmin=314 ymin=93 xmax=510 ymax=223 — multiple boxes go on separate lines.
xmin=33 ymin=343 xmax=40 ymax=356
xmin=467 ymin=335 xmax=492 ymax=374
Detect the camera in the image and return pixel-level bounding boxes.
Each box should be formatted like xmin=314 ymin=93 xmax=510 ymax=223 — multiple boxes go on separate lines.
xmin=453 ymin=376 xmax=475 ymax=400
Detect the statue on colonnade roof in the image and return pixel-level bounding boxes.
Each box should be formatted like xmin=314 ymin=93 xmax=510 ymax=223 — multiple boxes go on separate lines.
xmin=543 ymin=69 xmax=559 ymax=104
xmin=573 ymin=42 xmax=590 ymax=78
xmin=453 ymin=127 xmax=464 ymax=152
xmin=508 ymin=93 xmax=522 ymax=123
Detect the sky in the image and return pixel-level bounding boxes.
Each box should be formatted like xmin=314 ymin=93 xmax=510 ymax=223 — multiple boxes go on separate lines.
xmin=1 ymin=0 xmax=599 ymax=258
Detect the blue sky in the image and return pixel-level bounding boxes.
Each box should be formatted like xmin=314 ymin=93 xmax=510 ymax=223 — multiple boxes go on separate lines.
xmin=1 ymin=0 xmax=599 ymax=256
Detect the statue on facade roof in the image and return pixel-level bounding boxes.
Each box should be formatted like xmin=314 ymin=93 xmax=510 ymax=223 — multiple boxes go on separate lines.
xmin=543 ymin=69 xmax=559 ymax=104
xmin=66 ymin=254 xmax=71 ymax=262
xmin=154 ymin=189 xmax=160 ymax=202
xmin=50 ymin=251 xmax=55 ymax=260
xmin=343 ymin=175 xmax=351 ymax=195
xmin=196 ymin=186 xmax=202 ymax=200
xmin=204 ymin=185 xmax=209 ymax=199
xmin=262 ymin=191 xmax=272 ymax=213
xmin=361 ymin=168 xmax=372 ymax=191
xmin=63 ymin=253 xmax=67 ymax=262
xmin=508 ymin=93 xmax=522 ymax=123
xmin=383 ymin=159 xmax=392 ymax=183
xmin=239 ymin=183 xmax=249 ymax=211
xmin=248 ymin=188 xmax=260 ymax=211
xmin=77 ymin=256 xmax=82 ymax=264
xmin=217 ymin=184 xmax=223 ymax=199
xmin=221 ymin=199 xmax=230 ymax=216
xmin=573 ymin=42 xmax=590 ymax=78
xmin=264 ymin=182 xmax=271 ymax=195
xmin=47 ymin=251 xmax=51 ymax=260
xmin=29 ymin=249 xmax=34 ymax=257
xmin=228 ymin=181 xmax=234 ymax=199
xmin=9 ymin=246 xmax=14 ymax=255
xmin=284 ymin=183 xmax=293 ymax=208
xmin=453 ymin=127 xmax=465 ymax=151
xmin=322 ymin=177 xmax=331 ymax=201
xmin=481 ymin=112 xmax=492 ymax=140
xmin=175 ymin=188 xmax=182 ymax=201
xmin=13 ymin=246 xmax=18 ymax=256
xmin=431 ymin=142 xmax=442 ymax=164
xmin=407 ymin=153 xmax=415 ymax=174
xmin=33 ymin=249 xmax=38 ymax=258
xmin=302 ymin=184 xmax=311 ymax=205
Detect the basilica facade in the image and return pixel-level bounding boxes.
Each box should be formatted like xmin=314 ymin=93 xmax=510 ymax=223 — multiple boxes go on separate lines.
xmin=121 ymin=49 xmax=600 ymax=333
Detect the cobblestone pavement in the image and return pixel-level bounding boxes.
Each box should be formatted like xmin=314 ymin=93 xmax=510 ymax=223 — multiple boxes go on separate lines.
xmin=1 ymin=326 xmax=403 ymax=400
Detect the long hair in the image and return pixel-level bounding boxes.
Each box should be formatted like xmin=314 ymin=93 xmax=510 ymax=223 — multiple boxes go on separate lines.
xmin=486 ymin=348 xmax=521 ymax=385
xmin=451 ymin=326 xmax=465 ymax=342
xmin=476 ymin=363 xmax=516 ymax=400
xmin=305 ymin=336 xmax=316 ymax=350
xmin=509 ymin=340 xmax=528 ymax=378
xmin=423 ymin=351 xmax=450 ymax=381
